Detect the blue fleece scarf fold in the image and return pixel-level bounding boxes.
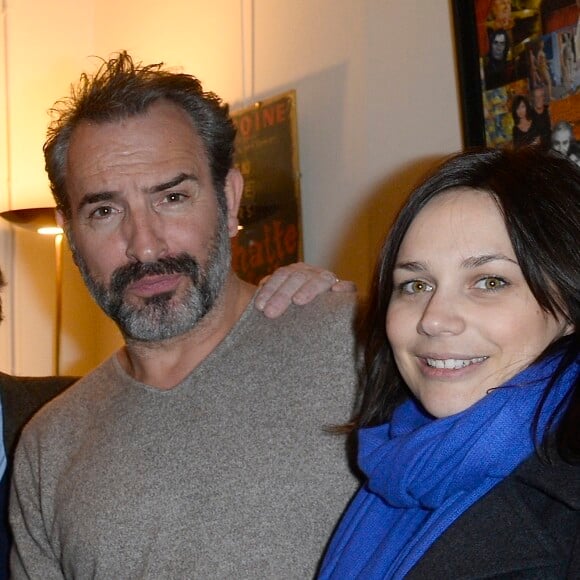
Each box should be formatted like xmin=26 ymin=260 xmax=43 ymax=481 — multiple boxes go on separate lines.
xmin=318 ymin=354 xmax=578 ymax=579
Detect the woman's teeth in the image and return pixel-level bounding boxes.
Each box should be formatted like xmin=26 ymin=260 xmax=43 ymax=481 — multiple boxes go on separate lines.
xmin=426 ymin=357 xmax=487 ymax=369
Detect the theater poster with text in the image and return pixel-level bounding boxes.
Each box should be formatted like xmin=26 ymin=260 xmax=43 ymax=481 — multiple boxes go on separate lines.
xmin=231 ymin=91 xmax=303 ymax=285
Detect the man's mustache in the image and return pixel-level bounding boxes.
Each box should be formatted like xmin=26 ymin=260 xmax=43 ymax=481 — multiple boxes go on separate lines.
xmin=110 ymin=254 xmax=200 ymax=295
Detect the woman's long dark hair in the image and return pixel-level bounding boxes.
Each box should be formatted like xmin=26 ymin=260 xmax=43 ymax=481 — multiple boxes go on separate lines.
xmin=356 ymin=148 xmax=579 ymax=462
xmin=511 ymin=95 xmax=532 ymax=124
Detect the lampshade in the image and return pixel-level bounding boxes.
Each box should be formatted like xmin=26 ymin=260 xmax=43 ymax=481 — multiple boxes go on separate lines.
xmin=0 ymin=206 xmax=60 ymax=234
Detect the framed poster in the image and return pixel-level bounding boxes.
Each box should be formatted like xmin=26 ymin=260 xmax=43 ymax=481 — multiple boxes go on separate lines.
xmin=453 ymin=0 xmax=579 ymax=160
xmin=230 ymin=91 xmax=303 ymax=285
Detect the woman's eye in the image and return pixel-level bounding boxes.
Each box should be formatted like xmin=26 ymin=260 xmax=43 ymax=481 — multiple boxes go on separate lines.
xmin=474 ymin=276 xmax=508 ymax=291
xmin=400 ymin=280 xmax=433 ymax=294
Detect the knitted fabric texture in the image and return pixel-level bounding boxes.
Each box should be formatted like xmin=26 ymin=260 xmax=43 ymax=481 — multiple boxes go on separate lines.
xmin=319 ymin=353 xmax=578 ymax=579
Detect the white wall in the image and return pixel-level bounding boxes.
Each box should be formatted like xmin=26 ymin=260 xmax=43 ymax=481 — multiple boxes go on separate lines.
xmin=93 ymin=0 xmax=462 ymax=285
xmin=1 ymin=0 xmax=462 ymax=376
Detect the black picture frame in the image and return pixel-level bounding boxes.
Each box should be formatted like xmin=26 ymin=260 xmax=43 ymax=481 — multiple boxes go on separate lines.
xmin=452 ymin=1 xmax=486 ymax=147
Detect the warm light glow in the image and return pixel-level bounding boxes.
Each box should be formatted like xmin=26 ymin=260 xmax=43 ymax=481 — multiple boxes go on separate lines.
xmin=38 ymin=226 xmax=64 ymax=235
xmin=237 ymin=224 xmax=244 ymax=231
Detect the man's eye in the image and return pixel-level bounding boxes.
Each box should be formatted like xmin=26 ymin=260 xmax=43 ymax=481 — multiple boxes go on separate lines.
xmin=164 ymin=192 xmax=187 ymax=203
xmin=474 ymin=276 xmax=508 ymax=291
xmin=89 ymin=206 xmax=117 ymax=219
xmin=399 ymin=280 xmax=433 ymax=294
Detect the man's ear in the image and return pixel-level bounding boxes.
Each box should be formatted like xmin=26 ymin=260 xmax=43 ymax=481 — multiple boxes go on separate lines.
xmin=223 ymin=168 xmax=244 ymax=238
xmin=56 ymin=210 xmax=65 ymax=229
xmin=56 ymin=210 xmax=72 ymax=244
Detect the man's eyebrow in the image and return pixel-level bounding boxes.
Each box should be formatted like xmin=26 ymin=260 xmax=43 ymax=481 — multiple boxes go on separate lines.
xmin=147 ymin=173 xmax=198 ymax=194
xmin=77 ymin=191 xmax=116 ymax=213
xmin=76 ymin=173 xmax=199 ymax=213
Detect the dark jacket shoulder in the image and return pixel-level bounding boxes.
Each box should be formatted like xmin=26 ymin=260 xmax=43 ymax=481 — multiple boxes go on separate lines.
xmin=0 ymin=372 xmax=78 ymax=579
xmin=0 ymin=372 xmax=78 ymax=460
xmin=408 ymin=450 xmax=580 ymax=579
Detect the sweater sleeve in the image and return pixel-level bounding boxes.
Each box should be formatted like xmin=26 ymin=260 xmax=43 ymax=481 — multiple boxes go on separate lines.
xmin=10 ymin=433 xmax=64 ymax=579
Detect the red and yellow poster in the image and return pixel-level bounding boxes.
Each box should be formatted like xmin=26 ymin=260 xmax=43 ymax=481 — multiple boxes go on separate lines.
xmin=231 ymin=91 xmax=302 ymax=284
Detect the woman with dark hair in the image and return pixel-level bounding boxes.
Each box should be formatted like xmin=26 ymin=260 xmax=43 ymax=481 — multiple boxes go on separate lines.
xmin=318 ymin=148 xmax=579 ymax=578
xmin=511 ymin=95 xmax=540 ymax=148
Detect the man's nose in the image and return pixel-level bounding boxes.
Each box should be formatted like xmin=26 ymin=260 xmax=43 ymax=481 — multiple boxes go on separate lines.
xmin=124 ymin=211 xmax=169 ymax=263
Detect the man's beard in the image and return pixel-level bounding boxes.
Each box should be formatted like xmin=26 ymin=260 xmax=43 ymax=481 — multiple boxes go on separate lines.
xmin=69 ymin=212 xmax=231 ymax=342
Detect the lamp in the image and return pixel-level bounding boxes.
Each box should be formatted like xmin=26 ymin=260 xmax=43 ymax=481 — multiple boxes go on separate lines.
xmin=0 ymin=207 xmax=64 ymax=375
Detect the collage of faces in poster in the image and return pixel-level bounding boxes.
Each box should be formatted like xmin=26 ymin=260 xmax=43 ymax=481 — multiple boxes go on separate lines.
xmin=477 ymin=0 xmax=579 ymax=163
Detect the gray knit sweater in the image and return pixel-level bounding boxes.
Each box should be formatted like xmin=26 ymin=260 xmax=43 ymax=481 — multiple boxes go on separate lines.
xmin=10 ymin=293 xmax=360 ymax=579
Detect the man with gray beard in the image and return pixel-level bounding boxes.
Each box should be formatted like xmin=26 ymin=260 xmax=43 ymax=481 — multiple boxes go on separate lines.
xmin=9 ymin=52 xmax=359 ymax=579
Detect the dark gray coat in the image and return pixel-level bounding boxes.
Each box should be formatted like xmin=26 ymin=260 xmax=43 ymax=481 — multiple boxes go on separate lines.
xmin=408 ymin=449 xmax=580 ymax=579
xmin=0 ymin=372 xmax=77 ymax=579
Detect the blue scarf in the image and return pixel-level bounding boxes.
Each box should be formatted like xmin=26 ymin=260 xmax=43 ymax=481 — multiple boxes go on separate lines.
xmin=318 ymin=354 xmax=578 ymax=579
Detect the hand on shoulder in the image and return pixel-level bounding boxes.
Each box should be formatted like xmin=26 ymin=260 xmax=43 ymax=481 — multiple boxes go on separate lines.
xmin=254 ymin=262 xmax=356 ymax=319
